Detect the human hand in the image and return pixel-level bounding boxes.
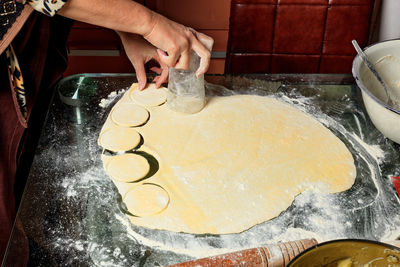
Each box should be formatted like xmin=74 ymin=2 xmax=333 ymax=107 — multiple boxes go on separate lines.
xmin=118 ymin=32 xmax=169 ymax=90
xmin=143 ymin=12 xmax=214 ymax=77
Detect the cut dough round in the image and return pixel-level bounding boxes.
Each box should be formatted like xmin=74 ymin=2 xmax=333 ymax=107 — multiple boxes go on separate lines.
xmin=98 ymin=127 xmax=141 ymax=152
xmin=123 ymin=183 xmax=170 ymax=217
xmin=105 ymin=154 xmax=150 ymax=182
xmin=111 ymin=104 xmax=149 ymax=127
xmin=130 ymin=83 xmax=167 ymax=107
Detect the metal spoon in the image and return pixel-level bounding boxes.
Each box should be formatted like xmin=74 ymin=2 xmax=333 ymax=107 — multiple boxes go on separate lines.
xmin=352 ymin=40 xmax=396 ymax=108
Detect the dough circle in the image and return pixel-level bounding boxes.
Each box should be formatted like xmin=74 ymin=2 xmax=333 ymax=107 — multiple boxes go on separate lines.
xmin=124 ymin=183 xmax=170 ymax=217
xmin=111 ymin=104 xmax=149 ymax=127
xmin=105 ymin=153 xmax=150 ymax=182
xmin=98 ymin=127 xmax=141 ymax=152
xmin=130 ymin=83 xmax=167 ymax=107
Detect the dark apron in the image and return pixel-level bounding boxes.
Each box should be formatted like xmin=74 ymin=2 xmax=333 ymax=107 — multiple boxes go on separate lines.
xmin=0 ymin=10 xmax=73 ymax=262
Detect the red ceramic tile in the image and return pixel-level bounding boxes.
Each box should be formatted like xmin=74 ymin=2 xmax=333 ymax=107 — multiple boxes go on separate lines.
xmin=319 ymin=55 xmax=354 ymax=73
xmin=329 ymin=0 xmax=372 ymax=5
xmin=271 ymin=54 xmax=320 ymax=73
xmin=199 ymin=30 xmax=229 ymax=52
xmin=323 ymin=5 xmax=371 ymax=55
xmin=226 ymin=53 xmax=271 ymax=73
xmin=229 ymin=4 xmax=275 ymax=53
xmin=65 ymin=54 xmax=134 ymax=76
xmin=147 ymin=0 xmax=231 ymax=29
xmin=68 ymin=28 xmax=120 ymax=48
xmin=273 ymin=5 xmax=327 ymax=54
xmin=207 ymin=59 xmax=226 ymax=74
xmin=278 ymin=0 xmax=327 ymax=5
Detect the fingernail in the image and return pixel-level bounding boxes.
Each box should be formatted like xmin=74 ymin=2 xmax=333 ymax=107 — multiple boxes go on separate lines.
xmin=139 ymin=81 xmax=145 ymax=90
xmin=157 ymin=49 xmax=166 ymax=57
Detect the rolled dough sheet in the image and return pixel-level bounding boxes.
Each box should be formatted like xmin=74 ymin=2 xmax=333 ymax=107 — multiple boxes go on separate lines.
xmin=99 ymin=84 xmax=356 ymax=235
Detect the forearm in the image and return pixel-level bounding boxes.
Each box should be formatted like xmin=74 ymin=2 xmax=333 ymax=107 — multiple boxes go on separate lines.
xmin=58 ymin=0 xmax=154 ymax=36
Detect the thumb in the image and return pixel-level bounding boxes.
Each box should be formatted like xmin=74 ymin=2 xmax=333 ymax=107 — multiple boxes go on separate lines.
xmin=133 ymin=61 xmax=147 ymax=90
xmin=157 ymin=49 xmax=179 ymax=68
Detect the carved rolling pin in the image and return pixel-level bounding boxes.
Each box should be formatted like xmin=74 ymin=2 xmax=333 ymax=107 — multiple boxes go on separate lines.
xmin=167 ymin=238 xmax=318 ymax=267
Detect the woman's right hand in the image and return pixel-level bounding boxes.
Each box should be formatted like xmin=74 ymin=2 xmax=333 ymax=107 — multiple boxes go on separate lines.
xmin=143 ymin=12 xmax=214 ymax=77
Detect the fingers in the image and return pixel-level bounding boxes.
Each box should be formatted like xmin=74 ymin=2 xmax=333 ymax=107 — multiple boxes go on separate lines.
xmin=191 ymin=37 xmax=212 ymax=77
xmin=151 ymin=65 xmax=169 ymax=88
xmin=150 ymin=66 xmax=162 ymax=74
xmin=187 ymin=29 xmax=213 ymax=76
xmin=147 ymin=18 xmax=212 ymax=75
xmin=197 ymin=32 xmax=214 ymax=51
xmin=157 ymin=48 xmax=179 ymax=68
xmin=174 ymin=49 xmax=190 ymax=70
xmin=156 ymin=66 xmax=169 ymax=87
xmin=133 ymin=60 xmax=147 ymax=90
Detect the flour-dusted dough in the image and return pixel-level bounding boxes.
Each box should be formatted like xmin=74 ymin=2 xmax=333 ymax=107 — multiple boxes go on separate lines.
xmin=111 ymin=103 xmax=149 ymax=127
xmin=105 ymin=154 xmax=150 ymax=182
xmin=100 ymin=84 xmax=356 ymax=235
xmin=98 ymin=127 xmax=141 ymax=152
xmin=124 ymin=183 xmax=170 ymax=217
xmin=130 ymin=83 xmax=167 ymax=107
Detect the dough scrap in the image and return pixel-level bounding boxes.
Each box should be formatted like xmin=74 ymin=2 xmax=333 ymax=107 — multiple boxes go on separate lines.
xmin=98 ymin=127 xmax=141 ymax=152
xmin=99 ymin=84 xmax=356 ymax=235
xmin=105 ymin=153 xmax=150 ymax=182
xmin=124 ymin=183 xmax=170 ymax=217
xmin=130 ymin=83 xmax=167 ymax=107
xmin=111 ymin=103 xmax=149 ymax=127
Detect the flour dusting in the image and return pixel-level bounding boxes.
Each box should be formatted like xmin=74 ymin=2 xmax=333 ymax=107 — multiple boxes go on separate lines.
xmin=32 ymin=77 xmax=400 ymax=266
xmin=99 ymin=89 xmax=127 ymax=108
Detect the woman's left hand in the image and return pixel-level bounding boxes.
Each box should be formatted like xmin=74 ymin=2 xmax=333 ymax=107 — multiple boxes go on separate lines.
xmin=118 ymin=31 xmax=168 ymax=90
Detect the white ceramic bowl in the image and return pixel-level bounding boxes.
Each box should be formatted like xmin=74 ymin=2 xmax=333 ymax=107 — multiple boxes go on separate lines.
xmin=352 ymin=39 xmax=400 ymax=144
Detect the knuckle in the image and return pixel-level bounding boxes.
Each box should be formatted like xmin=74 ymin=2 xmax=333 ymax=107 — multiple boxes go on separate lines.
xmin=170 ymin=43 xmax=180 ymax=54
xmin=209 ymin=37 xmax=214 ymax=46
xmin=180 ymin=38 xmax=190 ymax=50
xmin=204 ymin=50 xmax=211 ymax=59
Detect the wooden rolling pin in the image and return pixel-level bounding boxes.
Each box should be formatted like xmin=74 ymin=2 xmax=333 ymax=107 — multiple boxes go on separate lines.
xmin=167 ymin=238 xmax=318 ymax=267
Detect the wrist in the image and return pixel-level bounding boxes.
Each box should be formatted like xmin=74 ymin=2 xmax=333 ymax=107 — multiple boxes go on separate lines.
xmin=136 ymin=8 xmax=156 ymax=37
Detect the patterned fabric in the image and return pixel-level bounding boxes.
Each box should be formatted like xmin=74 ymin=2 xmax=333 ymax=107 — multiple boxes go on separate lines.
xmin=5 ymin=45 xmax=27 ymax=119
xmin=23 ymin=0 xmax=67 ymax=16
xmin=2 ymin=0 xmax=68 ymax=120
xmin=0 ymin=1 xmax=25 ymax=40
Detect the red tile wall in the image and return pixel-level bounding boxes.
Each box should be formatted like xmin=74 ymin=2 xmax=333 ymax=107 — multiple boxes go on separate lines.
xmin=225 ymin=0 xmax=375 ymax=73
xmin=65 ymin=0 xmax=231 ymax=76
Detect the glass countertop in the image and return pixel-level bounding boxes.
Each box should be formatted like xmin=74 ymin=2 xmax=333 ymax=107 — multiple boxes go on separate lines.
xmin=3 ymin=73 xmax=400 ymax=266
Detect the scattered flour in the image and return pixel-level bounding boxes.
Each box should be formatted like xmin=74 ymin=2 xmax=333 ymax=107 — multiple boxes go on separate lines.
xmin=350 ymin=133 xmax=386 ymax=163
xmin=99 ymin=89 xmax=127 ymax=108
xmin=72 ymin=83 xmax=399 ymax=264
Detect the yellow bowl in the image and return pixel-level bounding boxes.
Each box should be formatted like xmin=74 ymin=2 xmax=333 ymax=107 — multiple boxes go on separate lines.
xmin=288 ymin=239 xmax=400 ymax=267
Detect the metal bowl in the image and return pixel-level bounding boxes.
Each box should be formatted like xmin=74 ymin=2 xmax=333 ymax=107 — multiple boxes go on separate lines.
xmin=288 ymin=239 xmax=400 ymax=267
xmin=352 ymin=39 xmax=400 ymax=144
